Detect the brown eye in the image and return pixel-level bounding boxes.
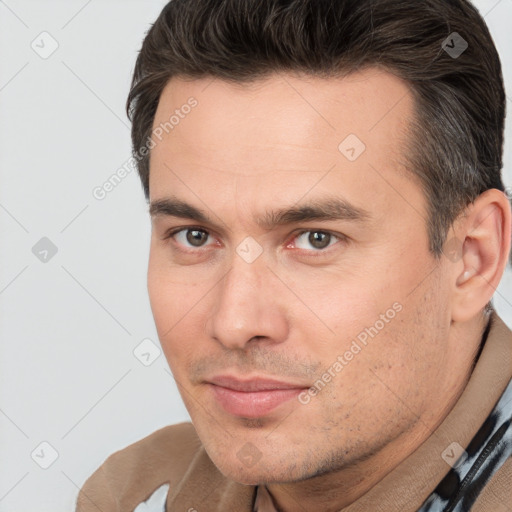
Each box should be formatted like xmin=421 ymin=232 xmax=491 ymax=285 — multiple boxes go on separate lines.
xmin=308 ymin=232 xmax=331 ymax=249
xmin=185 ymin=229 xmax=209 ymax=247
xmin=294 ymin=231 xmax=337 ymax=251
xmin=169 ymin=228 xmax=212 ymax=248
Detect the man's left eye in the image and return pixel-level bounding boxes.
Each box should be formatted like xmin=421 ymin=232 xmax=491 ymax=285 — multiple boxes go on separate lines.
xmin=293 ymin=231 xmax=341 ymax=251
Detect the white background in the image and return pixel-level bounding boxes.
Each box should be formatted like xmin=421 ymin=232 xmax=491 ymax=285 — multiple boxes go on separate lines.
xmin=0 ymin=1 xmax=511 ymax=510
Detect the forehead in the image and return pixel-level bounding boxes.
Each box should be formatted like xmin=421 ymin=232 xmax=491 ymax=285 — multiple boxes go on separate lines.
xmin=152 ymin=68 xmax=413 ymax=152
xmin=148 ymin=68 xmax=422 ymax=220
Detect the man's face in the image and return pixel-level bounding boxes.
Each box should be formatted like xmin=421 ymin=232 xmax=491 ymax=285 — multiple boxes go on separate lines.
xmin=147 ymin=69 xmax=454 ymax=483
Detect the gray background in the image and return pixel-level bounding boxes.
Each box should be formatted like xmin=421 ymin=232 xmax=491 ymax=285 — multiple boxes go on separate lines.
xmin=0 ymin=0 xmax=511 ymax=510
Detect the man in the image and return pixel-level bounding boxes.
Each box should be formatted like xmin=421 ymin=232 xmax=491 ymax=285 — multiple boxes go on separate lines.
xmin=76 ymin=0 xmax=512 ymax=510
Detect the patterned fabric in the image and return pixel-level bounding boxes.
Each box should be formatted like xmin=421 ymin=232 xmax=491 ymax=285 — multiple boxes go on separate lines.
xmin=253 ymin=379 xmax=512 ymax=512
xmin=417 ymin=378 xmax=512 ymax=512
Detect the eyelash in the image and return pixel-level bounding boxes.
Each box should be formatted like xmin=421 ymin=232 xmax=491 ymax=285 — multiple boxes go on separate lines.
xmin=162 ymin=226 xmax=346 ymax=256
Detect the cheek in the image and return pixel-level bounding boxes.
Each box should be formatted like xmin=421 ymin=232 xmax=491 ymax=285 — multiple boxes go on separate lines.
xmin=280 ymin=269 xmax=396 ymax=346
xmin=148 ymin=260 xmax=188 ymax=358
xmin=148 ymin=247 xmax=201 ymax=328
xmin=362 ymin=286 xmax=450 ymax=407
xmin=147 ymin=256 xmax=213 ymax=371
xmin=147 ymin=265 xmax=173 ymax=335
xmin=318 ymin=263 xmax=449 ymax=404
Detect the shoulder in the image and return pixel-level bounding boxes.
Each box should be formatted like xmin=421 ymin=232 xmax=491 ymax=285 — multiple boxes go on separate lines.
xmin=76 ymin=422 xmax=202 ymax=512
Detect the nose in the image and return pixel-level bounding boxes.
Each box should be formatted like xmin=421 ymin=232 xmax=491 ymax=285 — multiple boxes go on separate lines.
xmin=205 ymin=253 xmax=289 ymax=350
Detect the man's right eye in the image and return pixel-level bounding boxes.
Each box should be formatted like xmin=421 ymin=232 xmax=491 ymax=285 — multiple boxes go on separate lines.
xmin=164 ymin=227 xmax=214 ymax=249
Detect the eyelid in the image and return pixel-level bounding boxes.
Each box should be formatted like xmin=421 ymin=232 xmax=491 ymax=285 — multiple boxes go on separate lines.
xmin=163 ymin=225 xmax=210 ymax=240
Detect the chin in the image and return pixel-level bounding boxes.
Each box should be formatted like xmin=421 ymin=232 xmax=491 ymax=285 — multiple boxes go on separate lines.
xmin=213 ymin=463 xmax=280 ymax=485
xmin=208 ymin=449 xmax=304 ymax=485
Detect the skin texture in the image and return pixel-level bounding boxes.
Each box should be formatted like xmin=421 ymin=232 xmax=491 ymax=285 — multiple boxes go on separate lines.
xmin=146 ymin=69 xmax=511 ymax=512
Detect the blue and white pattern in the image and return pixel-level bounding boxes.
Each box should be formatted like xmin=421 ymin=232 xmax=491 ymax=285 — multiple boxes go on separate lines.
xmin=418 ymin=378 xmax=512 ymax=512
xmin=133 ymin=483 xmax=169 ymax=512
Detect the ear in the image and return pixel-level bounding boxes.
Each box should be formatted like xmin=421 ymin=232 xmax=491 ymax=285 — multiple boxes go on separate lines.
xmin=448 ymin=189 xmax=511 ymax=323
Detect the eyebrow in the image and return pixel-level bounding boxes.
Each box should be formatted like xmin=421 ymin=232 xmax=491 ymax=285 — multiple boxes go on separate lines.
xmin=149 ymin=196 xmax=371 ymax=230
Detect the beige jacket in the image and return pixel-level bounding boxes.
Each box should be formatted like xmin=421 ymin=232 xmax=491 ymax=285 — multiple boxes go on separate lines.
xmin=76 ymin=312 xmax=512 ymax=511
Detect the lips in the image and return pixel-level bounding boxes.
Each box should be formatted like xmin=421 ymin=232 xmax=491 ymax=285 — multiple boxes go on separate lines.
xmin=206 ymin=375 xmax=308 ymax=418
xmin=208 ymin=375 xmax=306 ymax=391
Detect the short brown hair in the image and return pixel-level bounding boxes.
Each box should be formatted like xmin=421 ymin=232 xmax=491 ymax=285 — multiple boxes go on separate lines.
xmin=127 ymin=0 xmax=506 ymax=258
